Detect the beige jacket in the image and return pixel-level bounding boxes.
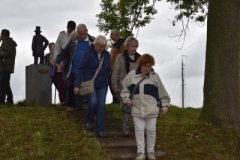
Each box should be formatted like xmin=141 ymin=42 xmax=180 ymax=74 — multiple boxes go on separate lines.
xmin=121 ymin=68 xmax=170 ymax=118
xmin=111 ymin=52 xmax=140 ymax=101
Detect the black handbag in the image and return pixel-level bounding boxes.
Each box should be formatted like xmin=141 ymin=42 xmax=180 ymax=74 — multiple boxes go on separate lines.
xmin=122 ymin=76 xmax=146 ymax=114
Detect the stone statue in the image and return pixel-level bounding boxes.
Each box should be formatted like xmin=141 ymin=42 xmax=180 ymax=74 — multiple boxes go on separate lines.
xmin=31 ymin=26 xmax=49 ymax=64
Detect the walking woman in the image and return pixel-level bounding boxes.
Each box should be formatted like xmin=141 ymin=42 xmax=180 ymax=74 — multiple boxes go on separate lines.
xmin=121 ymin=54 xmax=170 ymax=160
xmin=111 ymin=36 xmax=141 ymax=136
xmin=74 ymin=35 xmax=110 ymax=138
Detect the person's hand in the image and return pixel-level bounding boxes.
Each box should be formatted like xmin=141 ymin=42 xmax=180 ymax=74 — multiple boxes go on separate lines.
xmin=114 ymin=88 xmax=120 ymax=93
xmin=126 ymin=100 xmax=132 ymax=106
xmin=74 ymin=87 xmax=80 ymax=94
xmin=161 ymin=107 xmax=168 ymax=115
xmin=54 ymin=61 xmax=59 ymax=67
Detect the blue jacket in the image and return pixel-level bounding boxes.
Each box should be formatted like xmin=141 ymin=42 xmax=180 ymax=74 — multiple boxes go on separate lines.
xmin=74 ymin=45 xmax=110 ymax=88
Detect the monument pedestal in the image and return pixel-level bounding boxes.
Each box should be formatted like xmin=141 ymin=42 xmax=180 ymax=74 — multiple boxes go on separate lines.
xmin=26 ymin=64 xmax=52 ymax=106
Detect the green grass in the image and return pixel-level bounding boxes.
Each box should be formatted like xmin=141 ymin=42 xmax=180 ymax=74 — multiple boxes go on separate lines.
xmin=107 ymin=104 xmax=240 ymax=159
xmin=0 ymin=104 xmax=239 ymax=160
xmin=156 ymin=106 xmax=240 ymax=160
xmin=0 ymin=105 xmax=108 ymax=160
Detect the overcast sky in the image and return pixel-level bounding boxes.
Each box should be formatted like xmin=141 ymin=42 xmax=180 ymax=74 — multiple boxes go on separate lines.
xmin=0 ymin=0 xmax=207 ymax=108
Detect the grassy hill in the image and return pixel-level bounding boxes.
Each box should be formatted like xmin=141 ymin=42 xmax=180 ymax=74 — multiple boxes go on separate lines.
xmin=0 ymin=104 xmax=239 ymax=159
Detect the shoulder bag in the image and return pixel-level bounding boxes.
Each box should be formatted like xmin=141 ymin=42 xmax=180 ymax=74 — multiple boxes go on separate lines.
xmin=79 ymin=56 xmax=104 ymax=96
xmin=122 ymin=76 xmax=146 ymax=114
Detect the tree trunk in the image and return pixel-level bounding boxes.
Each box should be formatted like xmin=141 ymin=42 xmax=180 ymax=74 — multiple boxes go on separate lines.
xmin=200 ymin=0 xmax=240 ymax=130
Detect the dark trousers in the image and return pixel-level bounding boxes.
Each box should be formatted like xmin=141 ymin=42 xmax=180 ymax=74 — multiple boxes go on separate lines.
xmin=0 ymin=71 xmax=13 ymax=104
xmin=56 ymin=72 xmax=65 ymax=104
xmin=34 ymin=56 xmax=44 ymax=64
xmin=68 ymin=73 xmax=83 ymax=109
xmin=109 ymin=69 xmax=120 ymax=103
xmin=62 ymin=60 xmax=69 ymax=105
xmin=52 ymin=72 xmax=58 ymax=90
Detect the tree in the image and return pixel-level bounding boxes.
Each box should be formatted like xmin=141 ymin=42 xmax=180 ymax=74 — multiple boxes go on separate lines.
xmin=97 ymin=0 xmax=240 ymax=130
xmin=166 ymin=0 xmax=208 ymax=49
xmin=200 ymin=0 xmax=240 ymax=130
xmin=96 ymin=0 xmax=158 ymax=38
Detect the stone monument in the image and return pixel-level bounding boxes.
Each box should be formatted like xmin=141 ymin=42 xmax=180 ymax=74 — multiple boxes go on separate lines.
xmin=26 ymin=64 xmax=52 ymax=106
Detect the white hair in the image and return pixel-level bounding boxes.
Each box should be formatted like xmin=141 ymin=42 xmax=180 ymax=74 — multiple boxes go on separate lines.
xmin=93 ymin=35 xmax=107 ymax=46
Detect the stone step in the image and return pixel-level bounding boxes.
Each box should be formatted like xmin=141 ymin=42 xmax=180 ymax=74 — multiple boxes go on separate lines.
xmin=97 ymin=137 xmax=136 ymax=148
xmin=65 ymin=108 xmax=169 ymax=159
xmin=79 ymin=118 xmax=124 ymax=128
xmin=82 ymin=127 xmax=135 ymax=138
xmin=106 ymin=147 xmax=136 ymax=160
xmin=106 ymin=148 xmax=167 ymax=160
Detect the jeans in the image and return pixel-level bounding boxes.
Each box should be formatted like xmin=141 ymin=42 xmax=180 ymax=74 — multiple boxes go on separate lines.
xmin=133 ymin=116 xmax=157 ymax=154
xmin=0 ymin=71 xmax=13 ymax=104
xmin=87 ymin=86 xmax=108 ymax=134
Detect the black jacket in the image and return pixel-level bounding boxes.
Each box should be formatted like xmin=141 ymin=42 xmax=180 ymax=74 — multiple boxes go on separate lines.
xmin=56 ymin=34 xmax=95 ymax=78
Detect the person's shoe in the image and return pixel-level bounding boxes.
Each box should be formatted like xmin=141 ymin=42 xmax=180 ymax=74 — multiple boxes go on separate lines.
xmin=61 ymin=102 xmax=68 ymax=106
xmin=147 ymin=152 xmax=156 ymax=160
xmin=86 ymin=123 xmax=93 ymax=130
xmin=66 ymin=107 xmax=75 ymax=111
xmin=135 ymin=152 xmax=145 ymax=160
xmin=122 ymin=131 xmax=130 ymax=137
xmin=96 ymin=132 xmax=107 ymax=138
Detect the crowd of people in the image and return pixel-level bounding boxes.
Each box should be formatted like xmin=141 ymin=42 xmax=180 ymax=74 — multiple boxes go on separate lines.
xmin=0 ymin=21 xmax=171 ymax=160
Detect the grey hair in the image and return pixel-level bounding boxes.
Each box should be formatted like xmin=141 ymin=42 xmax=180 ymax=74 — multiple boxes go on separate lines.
xmin=111 ymin=29 xmax=120 ymax=36
xmin=93 ymin=35 xmax=107 ymax=46
xmin=77 ymin=24 xmax=87 ymax=31
xmin=124 ymin=36 xmax=139 ymax=47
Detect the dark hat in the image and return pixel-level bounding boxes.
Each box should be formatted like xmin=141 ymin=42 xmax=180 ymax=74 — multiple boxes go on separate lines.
xmin=67 ymin=21 xmax=76 ymax=28
xmin=34 ymin=26 xmax=42 ymax=32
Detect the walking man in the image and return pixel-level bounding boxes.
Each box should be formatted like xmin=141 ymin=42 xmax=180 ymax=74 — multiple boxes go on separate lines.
xmin=55 ymin=24 xmax=95 ymax=110
xmin=109 ymin=29 xmax=126 ymax=104
xmin=53 ymin=20 xmax=76 ymax=105
xmin=0 ymin=29 xmax=17 ymax=105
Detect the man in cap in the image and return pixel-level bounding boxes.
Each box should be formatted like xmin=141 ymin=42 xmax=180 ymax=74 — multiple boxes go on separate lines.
xmin=31 ymin=26 xmax=49 ymax=64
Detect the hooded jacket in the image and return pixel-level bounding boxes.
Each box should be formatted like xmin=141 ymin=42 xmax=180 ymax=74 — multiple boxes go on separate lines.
xmin=0 ymin=37 xmax=17 ymax=73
